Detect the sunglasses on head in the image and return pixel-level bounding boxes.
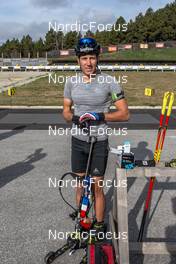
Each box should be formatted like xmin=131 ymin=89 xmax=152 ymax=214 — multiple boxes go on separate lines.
xmin=79 ymin=38 xmax=96 ymax=46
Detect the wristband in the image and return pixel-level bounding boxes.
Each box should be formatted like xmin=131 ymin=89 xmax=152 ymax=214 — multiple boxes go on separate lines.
xmin=72 ymin=115 xmax=80 ymax=125
xmin=98 ymin=112 xmax=105 ymax=121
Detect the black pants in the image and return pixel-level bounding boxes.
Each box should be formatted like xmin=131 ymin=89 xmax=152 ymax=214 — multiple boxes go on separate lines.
xmin=71 ymin=136 xmax=109 ymax=177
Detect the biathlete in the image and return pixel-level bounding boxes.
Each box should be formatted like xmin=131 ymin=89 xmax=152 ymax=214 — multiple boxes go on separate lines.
xmin=63 ymin=37 xmax=129 ymax=236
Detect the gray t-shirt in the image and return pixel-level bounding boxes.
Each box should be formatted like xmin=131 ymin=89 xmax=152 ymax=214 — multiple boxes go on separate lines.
xmin=64 ymin=71 xmax=124 ymax=141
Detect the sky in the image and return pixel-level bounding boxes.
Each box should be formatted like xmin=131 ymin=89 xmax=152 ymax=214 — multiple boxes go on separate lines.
xmin=0 ymin=0 xmax=174 ymax=43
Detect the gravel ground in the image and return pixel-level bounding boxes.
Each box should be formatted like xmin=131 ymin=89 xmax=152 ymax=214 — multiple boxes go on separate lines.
xmin=0 ymin=129 xmax=176 ymax=264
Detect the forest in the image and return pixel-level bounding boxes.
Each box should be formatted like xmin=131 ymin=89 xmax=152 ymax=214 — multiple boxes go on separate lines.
xmin=0 ymin=1 xmax=176 ymax=57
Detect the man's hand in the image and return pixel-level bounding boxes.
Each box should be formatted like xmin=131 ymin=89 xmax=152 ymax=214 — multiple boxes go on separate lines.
xmin=79 ymin=112 xmax=105 ymax=123
xmin=72 ymin=115 xmax=80 ymax=125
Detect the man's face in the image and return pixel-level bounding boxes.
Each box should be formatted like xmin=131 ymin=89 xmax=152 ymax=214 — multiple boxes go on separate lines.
xmin=78 ymin=54 xmax=98 ymax=76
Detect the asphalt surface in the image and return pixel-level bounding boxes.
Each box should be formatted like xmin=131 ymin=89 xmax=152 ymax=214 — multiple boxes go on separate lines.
xmin=0 ymin=110 xmax=176 ymax=264
xmin=0 ymin=109 xmax=176 ymax=130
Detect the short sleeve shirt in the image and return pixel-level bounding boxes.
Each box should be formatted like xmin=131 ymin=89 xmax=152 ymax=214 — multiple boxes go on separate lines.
xmin=64 ymin=71 xmax=125 ymax=141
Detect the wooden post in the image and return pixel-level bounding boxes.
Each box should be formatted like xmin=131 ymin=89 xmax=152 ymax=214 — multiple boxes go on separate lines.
xmin=110 ymin=165 xmax=176 ymax=262
xmin=109 ymin=212 xmax=119 ymax=262
xmin=130 ymin=242 xmax=176 ymax=254
xmin=116 ymin=168 xmax=129 ymax=264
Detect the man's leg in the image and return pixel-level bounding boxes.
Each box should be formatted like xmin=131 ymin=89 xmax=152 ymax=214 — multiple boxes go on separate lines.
xmin=92 ymin=176 xmax=105 ymax=222
xmin=91 ymin=176 xmax=107 ymax=240
xmin=90 ymin=139 xmax=109 ymax=224
xmin=89 ymin=139 xmax=109 ymax=238
xmin=71 ymin=137 xmax=88 ymax=209
xmin=75 ymin=173 xmax=85 ymax=207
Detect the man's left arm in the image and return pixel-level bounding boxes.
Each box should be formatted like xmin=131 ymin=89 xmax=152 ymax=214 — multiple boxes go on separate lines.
xmin=104 ymin=98 xmax=130 ymax=122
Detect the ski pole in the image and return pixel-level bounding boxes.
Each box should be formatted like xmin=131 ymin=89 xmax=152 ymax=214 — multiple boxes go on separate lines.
xmin=154 ymin=92 xmax=174 ymax=162
xmin=138 ymin=91 xmax=174 ymax=242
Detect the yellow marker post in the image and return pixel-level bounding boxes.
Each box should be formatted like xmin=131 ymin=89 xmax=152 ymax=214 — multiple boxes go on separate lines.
xmin=8 ymin=87 xmax=16 ymax=96
xmin=145 ymin=87 xmax=154 ymax=96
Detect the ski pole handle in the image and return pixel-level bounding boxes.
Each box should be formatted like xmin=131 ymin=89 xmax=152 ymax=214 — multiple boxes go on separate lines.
xmin=161 ymin=92 xmax=170 ymax=115
xmin=160 ymin=92 xmax=174 ymax=126
xmin=166 ymin=92 xmax=174 ymax=117
xmin=160 ymin=92 xmax=169 ymax=126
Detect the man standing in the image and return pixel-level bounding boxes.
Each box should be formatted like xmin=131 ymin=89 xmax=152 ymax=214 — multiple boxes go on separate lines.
xmin=63 ymin=37 xmax=129 ymax=235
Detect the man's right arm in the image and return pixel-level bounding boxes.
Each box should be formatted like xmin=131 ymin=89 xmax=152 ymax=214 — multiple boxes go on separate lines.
xmin=63 ymin=98 xmax=73 ymax=122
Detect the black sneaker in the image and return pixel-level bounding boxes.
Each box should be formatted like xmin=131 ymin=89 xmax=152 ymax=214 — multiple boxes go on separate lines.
xmin=90 ymin=221 xmax=107 ymax=242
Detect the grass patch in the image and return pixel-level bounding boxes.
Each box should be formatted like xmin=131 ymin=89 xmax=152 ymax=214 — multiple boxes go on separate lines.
xmin=49 ymin=48 xmax=176 ymax=62
xmin=0 ymin=71 xmax=175 ymax=106
xmin=100 ymin=48 xmax=176 ymax=61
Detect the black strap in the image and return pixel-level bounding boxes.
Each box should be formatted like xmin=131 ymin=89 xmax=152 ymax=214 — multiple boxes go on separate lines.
xmin=72 ymin=116 xmax=105 ymax=126
xmin=95 ymin=244 xmax=108 ymax=264
xmin=135 ymin=160 xmax=156 ymax=167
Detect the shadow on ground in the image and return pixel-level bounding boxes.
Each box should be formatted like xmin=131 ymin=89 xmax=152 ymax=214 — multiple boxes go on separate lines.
xmin=0 ymin=148 xmax=47 ymax=188
xmin=0 ymin=125 xmax=26 ymax=141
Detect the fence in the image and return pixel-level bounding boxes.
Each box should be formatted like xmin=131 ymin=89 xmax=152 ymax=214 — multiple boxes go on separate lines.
xmin=0 ymin=58 xmax=48 ymax=67
xmin=1 ymin=41 xmax=176 ymax=58
xmin=1 ymin=64 xmax=176 ymax=72
xmin=110 ymin=164 xmax=176 ymax=263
